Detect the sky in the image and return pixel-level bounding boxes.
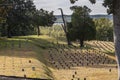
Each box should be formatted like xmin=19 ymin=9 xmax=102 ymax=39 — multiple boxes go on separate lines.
xmin=33 ymin=0 xmax=107 ymax=15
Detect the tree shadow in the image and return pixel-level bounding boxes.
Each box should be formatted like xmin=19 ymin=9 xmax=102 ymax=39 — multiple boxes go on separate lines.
xmin=0 ymin=36 xmax=117 ymax=79
xmin=0 ymin=36 xmax=57 ymax=80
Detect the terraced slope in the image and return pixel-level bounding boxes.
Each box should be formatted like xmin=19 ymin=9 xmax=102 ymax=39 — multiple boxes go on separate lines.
xmin=0 ymin=36 xmax=54 ymax=80
xmin=44 ymin=41 xmax=117 ymax=80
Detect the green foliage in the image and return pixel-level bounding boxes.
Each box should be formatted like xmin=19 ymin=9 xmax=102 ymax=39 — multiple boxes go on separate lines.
xmin=0 ymin=0 xmax=56 ymax=37
xmin=103 ymin=0 xmax=114 ymax=14
xmin=41 ymin=25 xmax=65 ymax=38
xmin=68 ymin=6 xmax=96 ymax=47
xmin=70 ymin=0 xmax=78 ymax=4
xmin=94 ymin=18 xmax=113 ymax=41
xmin=70 ymin=0 xmax=96 ymax=4
xmin=33 ymin=9 xmax=56 ymax=36
xmin=39 ymin=25 xmax=67 ymax=43
xmin=69 ymin=0 xmax=113 ymax=14
xmin=33 ymin=9 xmax=56 ymax=27
xmin=0 ymin=0 xmax=13 ymax=23
xmin=0 ymin=0 xmax=36 ymax=37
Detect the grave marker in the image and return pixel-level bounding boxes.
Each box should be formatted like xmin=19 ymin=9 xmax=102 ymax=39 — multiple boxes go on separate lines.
xmin=32 ymin=67 xmax=35 ymax=71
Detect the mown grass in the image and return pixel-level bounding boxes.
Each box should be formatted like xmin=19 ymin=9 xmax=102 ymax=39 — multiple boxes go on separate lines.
xmin=0 ymin=31 xmax=116 ymax=80
xmin=0 ymin=35 xmax=57 ymax=79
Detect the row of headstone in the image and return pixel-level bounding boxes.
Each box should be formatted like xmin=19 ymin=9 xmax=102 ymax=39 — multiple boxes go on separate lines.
xmin=0 ymin=48 xmax=35 ymax=78
xmin=0 ymin=39 xmax=29 ymax=49
xmin=0 ymin=38 xmax=39 ymax=79
xmin=71 ymin=71 xmax=86 ymax=80
xmin=48 ymin=44 xmax=116 ymax=70
xmin=93 ymin=41 xmax=114 ymax=52
xmin=48 ymin=43 xmax=117 ymax=80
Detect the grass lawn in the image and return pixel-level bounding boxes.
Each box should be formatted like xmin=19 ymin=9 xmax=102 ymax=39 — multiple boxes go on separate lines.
xmin=0 ymin=35 xmax=118 ymax=80
xmin=0 ymin=35 xmax=57 ymax=79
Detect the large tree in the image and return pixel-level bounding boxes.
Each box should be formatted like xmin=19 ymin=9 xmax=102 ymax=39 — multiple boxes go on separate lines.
xmin=59 ymin=8 xmax=72 ymax=45
xmin=0 ymin=0 xmax=13 ymax=23
xmin=0 ymin=0 xmax=56 ymax=37
xmin=0 ymin=0 xmax=36 ymax=38
xmin=94 ymin=18 xmax=113 ymax=41
xmin=68 ymin=6 xmax=96 ymax=47
xmin=70 ymin=0 xmax=120 ymax=79
xmin=33 ymin=9 xmax=56 ymax=36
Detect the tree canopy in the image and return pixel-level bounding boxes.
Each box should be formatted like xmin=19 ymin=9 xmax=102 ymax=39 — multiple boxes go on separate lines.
xmin=94 ymin=18 xmax=113 ymax=41
xmin=33 ymin=9 xmax=56 ymax=36
xmin=69 ymin=1 xmax=120 ymax=80
xmin=68 ymin=6 xmax=96 ymax=47
xmin=0 ymin=0 xmax=56 ymax=37
xmin=70 ymin=0 xmax=113 ymax=14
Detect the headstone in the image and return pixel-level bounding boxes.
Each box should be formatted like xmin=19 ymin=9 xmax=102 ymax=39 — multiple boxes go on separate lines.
xmin=32 ymin=67 xmax=35 ymax=71
xmin=78 ymin=78 xmax=80 ymax=80
xmin=24 ymin=74 xmax=26 ymax=78
xmin=75 ymin=71 xmax=77 ymax=75
xmin=29 ymin=60 xmax=31 ymax=63
xmin=84 ymin=78 xmax=86 ymax=80
xmin=19 ymin=40 xmax=21 ymax=48
xmin=116 ymin=66 xmax=118 ymax=69
xmin=49 ymin=51 xmax=51 ymax=53
xmin=25 ymin=39 xmax=28 ymax=45
xmin=11 ymin=41 xmax=14 ymax=49
xmin=109 ymin=69 xmax=111 ymax=72
xmin=4 ymin=42 xmax=7 ymax=48
xmin=22 ymin=69 xmax=24 ymax=71
xmin=72 ymin=75 xmax=75 ymax=78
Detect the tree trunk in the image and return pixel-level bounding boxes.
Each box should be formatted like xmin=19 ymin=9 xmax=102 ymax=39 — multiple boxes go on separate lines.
xmin=7 ymin=25 xmax=12 ymax=38
xmin=1 ymin=23 xmax=6 ymax=37
xmin=79 ymin=36 xmax=84 ymax=47
xmin=61 ymin=24 xmax=72 ymax=45
xmin=80 ymin=39 xmax=84 ymax=47
xmin=79 ymin=34 xmax=85 ymax=47
xmin=113 ymin=0 xmax=120 ymax=80
xmin=66 ymin=32 xmax=72 ymax=45
xmin=37 ymin=26 xmax=40 ymax=36
xmin=59 ymin=8 xmax=72 ymax=46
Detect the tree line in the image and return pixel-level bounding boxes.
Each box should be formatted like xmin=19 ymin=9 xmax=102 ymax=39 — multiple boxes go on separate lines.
xmin=0 ymin=0 xmax=56 ymax=38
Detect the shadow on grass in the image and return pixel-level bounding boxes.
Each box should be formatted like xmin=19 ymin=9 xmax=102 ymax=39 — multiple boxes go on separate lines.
xmin=0 ymin=36 xmax=57 ymax=80
xmin=0 ymin=36 xmax=117 ymax=78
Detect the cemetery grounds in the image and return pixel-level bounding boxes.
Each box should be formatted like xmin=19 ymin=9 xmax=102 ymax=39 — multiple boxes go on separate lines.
xmin=0 ymin=35 xmax=118 ymax=80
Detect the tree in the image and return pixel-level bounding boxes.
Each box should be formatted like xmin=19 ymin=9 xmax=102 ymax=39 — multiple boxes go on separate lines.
xmin=70 ymin=0 xmax=120 ymax=79
xmin=0 ymin=0 xmax=14 ymax=23
xmin=94 ymin=18 xmax=113 ymax=41
xmin=59 ymin=8 xmax=72 ymax=45
xmin=33 ymin=9 xmax=46 ymax=36
xmin=0 ymin=0 xmax=36 ymax=38
xmin=68 ymin=6 xmax=96 ymax=47
xmin=0 ymin=0 xmax=56 ymax=37
xmin=0 ymin=0 xmax=15 ymax=37
xmin=33 ymin=9 xmax=56 ymax=36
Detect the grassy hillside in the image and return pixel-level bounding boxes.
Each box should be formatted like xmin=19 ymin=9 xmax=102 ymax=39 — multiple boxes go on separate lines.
xmin=0 ymin=34 xmax=117 ymax=80
xmin=0 ymin=35 xmax=57 ymax=79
